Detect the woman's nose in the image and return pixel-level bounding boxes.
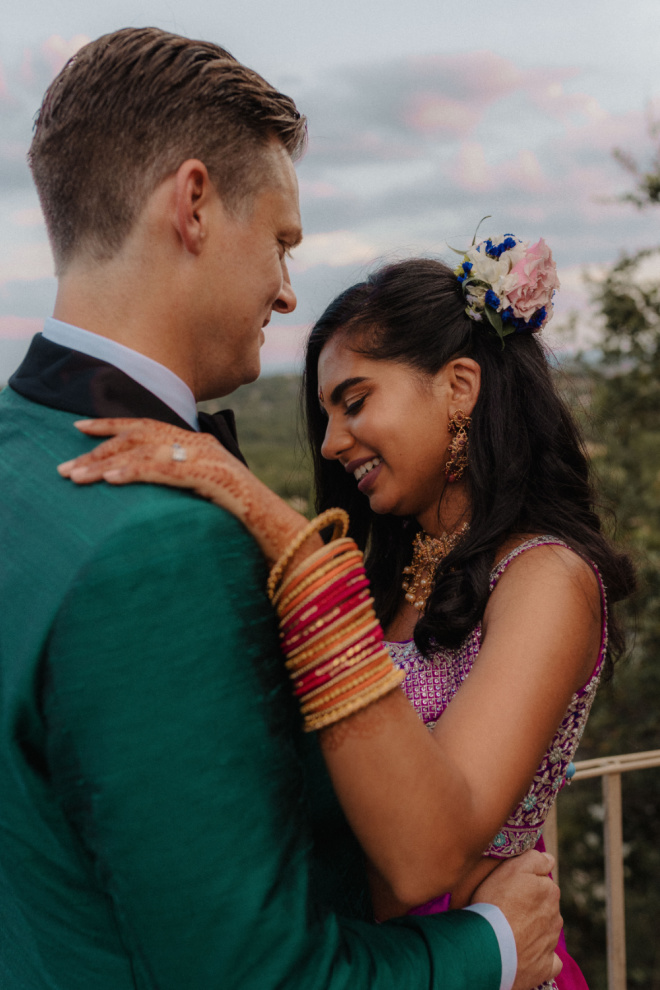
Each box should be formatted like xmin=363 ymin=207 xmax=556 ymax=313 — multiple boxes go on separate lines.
xmin=321 ymin=416 xmax=352 ymax=461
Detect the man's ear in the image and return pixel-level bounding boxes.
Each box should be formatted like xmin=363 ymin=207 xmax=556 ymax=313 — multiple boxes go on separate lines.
xmin=447 ymin=357 xmax=481 ymax=415
xmin=173 ymin=159 xmax=218 ymax=255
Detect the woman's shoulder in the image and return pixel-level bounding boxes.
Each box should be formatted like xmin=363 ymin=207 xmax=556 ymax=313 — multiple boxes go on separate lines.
xmin=490 ymin=533 xmax=602 ymax=608
xmin=485 ymin=534 xmax=604 ymax=690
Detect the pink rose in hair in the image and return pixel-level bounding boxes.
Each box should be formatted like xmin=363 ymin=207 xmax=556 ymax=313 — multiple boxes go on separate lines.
xmin=507 ymin=238 xmax=560 ymax=326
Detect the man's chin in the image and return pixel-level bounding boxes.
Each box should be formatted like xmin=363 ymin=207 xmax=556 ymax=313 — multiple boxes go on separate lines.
xmin=242 ymin=354 xmax=262 ymax=385
xmin=197 ymin=360 xmax=261 ymax=401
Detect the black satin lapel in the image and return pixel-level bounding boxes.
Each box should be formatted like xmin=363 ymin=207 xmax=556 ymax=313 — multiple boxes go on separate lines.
xmin=9 ymin=334 xmax=195 ymax=431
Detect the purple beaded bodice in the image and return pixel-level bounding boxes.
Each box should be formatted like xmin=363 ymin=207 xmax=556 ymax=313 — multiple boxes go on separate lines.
xmin=387 ymin=536 xmax=608 ymax=858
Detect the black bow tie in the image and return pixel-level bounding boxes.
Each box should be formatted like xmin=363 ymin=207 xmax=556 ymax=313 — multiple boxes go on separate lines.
xmin=197 ymin=409 xmax=246 ymax=465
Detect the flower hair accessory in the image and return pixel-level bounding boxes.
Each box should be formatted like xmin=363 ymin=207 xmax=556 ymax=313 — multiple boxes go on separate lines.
xmin=454 ymin=232 xmax=560 ymax=346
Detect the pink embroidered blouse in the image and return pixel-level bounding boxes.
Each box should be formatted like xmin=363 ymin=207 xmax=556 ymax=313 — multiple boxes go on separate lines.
xmin=386 ymin=536 xmax=608 ymax=860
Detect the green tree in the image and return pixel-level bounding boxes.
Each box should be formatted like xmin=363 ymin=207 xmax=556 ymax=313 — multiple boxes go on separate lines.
xmin=558 ymin=134 xmax=660 ymax=988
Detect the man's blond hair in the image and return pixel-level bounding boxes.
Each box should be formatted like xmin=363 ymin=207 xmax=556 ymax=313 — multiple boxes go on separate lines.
xmin=29 ymin=27 xmax=307 ymax=273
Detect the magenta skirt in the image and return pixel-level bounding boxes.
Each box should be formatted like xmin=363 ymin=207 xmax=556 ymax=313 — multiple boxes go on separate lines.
xmin=408 ymin=837 xmax=589 ymax=990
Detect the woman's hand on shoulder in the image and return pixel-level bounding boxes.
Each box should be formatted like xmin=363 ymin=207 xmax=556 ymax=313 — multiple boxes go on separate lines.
xmin=57 ymin=418 xmax=309 ymax=565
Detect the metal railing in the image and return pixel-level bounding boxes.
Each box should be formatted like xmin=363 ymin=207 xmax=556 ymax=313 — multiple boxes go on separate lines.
xmin=543 ymin=748 xmax=660 ymax=990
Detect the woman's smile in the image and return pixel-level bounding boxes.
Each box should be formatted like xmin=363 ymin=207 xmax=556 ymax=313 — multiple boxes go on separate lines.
xmin=355 ymin=458 xmax=383 ymax=492
xmin=317 ymin=337 xmax=456 ymax=527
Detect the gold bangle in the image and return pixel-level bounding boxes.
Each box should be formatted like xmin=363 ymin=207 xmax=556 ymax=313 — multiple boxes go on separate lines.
xmin=282 ymin=588 xmax=374 ymax=659
xmin=285 ymin=604 xmax=376 ymax=667
xmin=298 ymin=641 xmax=389 ymax=702
xmin=279 ymin=570 xmax=369 ymax=632
xmin=281 ymin=603 xmax=343 ymax=644
xmin=290 ymin=627 xmax=382 ymax=683
xmin=273 ymin=538 xmax=358 ymax=609
xmin=267 ymin=509 xmax=350 ymax=602
xmin=276 ymin=552 xmax=362 ymax=617
xmin=303 ymin=668 xmax=405 ymax=732
xmin=276 ymin=548 xmax=362 ymax=615
xmin=287 ymin=616 xmax=380 ymax=678
xmin=297 ymin=643 xmax=386 ymax=704
xmin=292 ymin=631 xmax=383 ymax=686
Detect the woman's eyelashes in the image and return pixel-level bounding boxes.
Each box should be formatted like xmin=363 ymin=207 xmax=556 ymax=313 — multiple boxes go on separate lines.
xmin=345 ymin=395 xmax=366 ymax=416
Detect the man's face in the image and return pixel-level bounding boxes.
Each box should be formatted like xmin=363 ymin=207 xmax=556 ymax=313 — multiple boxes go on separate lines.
xmin=193 ymin=141 xmax=302 ymax=400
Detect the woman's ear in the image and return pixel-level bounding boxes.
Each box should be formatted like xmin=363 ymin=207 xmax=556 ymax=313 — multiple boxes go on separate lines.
xmin=447 ymin=357 xmax=481 ymax=415
xmin=173 ymin=158 xmax=216 ymax=255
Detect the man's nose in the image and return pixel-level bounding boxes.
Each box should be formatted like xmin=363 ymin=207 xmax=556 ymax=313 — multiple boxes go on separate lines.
xmin=273 ymin=262 xmax=297 ymax=314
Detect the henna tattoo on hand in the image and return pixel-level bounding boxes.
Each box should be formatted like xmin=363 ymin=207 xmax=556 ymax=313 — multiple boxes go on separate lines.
xmin=64 ymin=417 xmax=308 ymax=563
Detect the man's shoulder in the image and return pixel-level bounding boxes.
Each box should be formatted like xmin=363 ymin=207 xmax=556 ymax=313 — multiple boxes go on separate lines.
xmin=0 ymin=385 xmax=260 ymax=576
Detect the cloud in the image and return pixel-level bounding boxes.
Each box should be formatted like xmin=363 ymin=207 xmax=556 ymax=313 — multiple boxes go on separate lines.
xmin=0 ymin=35 xmax=90 ymax=196
xmin=0 ymin=60 xmax=8 ymax=102
xmin=41 ymin=34 xmax=89 ymax=76
xmin=0 ymin=42 xmax=657 ymax=348
xmin=0 ymin=315 xmax=42 ymax=339
xmin=293 ymin=230 xmax=382 ymax=271
xmin=10 ymin=206 xmax=43 ymax=227
xmin=453 ymin=142 xmax=492 ymax=192
xmin=292 ymin=50 xmax=658 ymax=281
xmin=0 ymin=241 xmax=53 ymax=284
xmin=405 ymin=93 xmax=480 ymax=137
xmin=261 ymin=323 xmax=308 ymax=373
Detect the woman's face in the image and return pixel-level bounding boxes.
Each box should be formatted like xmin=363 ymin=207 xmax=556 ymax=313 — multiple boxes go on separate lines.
xmin=317 ymin=334 xmax=456 ymax=532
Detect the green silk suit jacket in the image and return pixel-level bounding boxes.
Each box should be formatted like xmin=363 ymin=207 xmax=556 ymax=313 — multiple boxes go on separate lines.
xmin=0 ymin=338 xmax=502 ymax=989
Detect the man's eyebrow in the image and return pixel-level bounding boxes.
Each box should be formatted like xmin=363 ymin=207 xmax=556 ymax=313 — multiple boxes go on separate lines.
xmin=329 ymin=377 xmax=367 ymax=406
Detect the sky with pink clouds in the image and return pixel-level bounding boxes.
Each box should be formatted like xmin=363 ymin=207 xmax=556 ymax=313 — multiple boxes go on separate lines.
xmin=1 ymin=0 xmax=659 ymax=382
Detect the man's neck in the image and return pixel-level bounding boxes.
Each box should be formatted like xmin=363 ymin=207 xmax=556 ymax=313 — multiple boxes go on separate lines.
xmin=42 ymin=317 xmax=200 ymax=430
xmin=53 ymin=239 xmax=198 ymax=387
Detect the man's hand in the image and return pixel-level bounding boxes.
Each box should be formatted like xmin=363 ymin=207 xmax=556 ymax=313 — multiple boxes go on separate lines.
xmin=472 ymin=850 xmax=562 ymax=990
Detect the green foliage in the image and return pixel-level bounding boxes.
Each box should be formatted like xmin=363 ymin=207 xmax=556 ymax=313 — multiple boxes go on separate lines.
xmin=613 ymin=128 xmax=660 ymax=209
xmin=555 ymin=149 xmax=660 ymax=986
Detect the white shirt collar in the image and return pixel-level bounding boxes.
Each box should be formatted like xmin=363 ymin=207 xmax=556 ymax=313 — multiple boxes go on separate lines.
xmin=42 ymin=317 xmax=199 ymax=430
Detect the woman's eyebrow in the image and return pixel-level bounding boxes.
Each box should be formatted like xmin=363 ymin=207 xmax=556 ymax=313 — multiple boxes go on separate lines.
xmin=329 ymin=377 xmax=368 ymax=406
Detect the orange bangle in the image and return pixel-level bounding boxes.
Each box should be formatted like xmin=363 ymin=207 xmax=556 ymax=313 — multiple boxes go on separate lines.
xmin=286 ymin=603 xmax=376 ymax=665
xmin=302 ymin=658 xmax=400 ymax=715
xmin=301 ymin=657 xmax=390 ymax=712
xmin=303 ymin=668 xmax=404 ymax=732
xmin=292 ymin=629 xmax=383 ymax=686
xmin=267 ymin=509 xmax=349 ymax=601
xmin=274 ymin=538 xmax=358 ymax=608
xmin=279 ymin=576 xmax=370 ymax=635
xmin=277 ymin=554 xmax=362 ymax=617
xmin=298 ymin=645 xmax=386 ymax=704
xmin=299 ymin=642 xmax=388 ymax=701
xmin=277 ymin=550 xmax=362 ymax=615
xmin=291 ymin=622 xmax=382 ymax=681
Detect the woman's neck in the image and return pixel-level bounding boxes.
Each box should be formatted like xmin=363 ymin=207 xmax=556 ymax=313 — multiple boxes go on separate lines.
xmin=416 ymin=483 xmax=470 ymax=538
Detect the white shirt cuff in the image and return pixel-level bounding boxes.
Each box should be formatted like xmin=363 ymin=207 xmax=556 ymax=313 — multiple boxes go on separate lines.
xmin=464 ymin=903 xmax=517 ymax=990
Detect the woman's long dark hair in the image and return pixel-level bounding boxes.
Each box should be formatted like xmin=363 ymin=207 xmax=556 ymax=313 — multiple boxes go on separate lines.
xmin=303 ymin=258 xmax=635 ymax=677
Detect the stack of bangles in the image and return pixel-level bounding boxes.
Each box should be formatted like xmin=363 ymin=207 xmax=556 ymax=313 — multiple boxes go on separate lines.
xmin=267 ymin=508 xmax=404 ymax=732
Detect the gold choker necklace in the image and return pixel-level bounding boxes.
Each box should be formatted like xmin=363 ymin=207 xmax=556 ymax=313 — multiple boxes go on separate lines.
xmin=402 ymin=523 xmax=469 ymax=612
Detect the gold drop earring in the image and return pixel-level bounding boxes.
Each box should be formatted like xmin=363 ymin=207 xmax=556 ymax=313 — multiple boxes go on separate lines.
xmin=444 ymin=410 xmax=471 ymax=483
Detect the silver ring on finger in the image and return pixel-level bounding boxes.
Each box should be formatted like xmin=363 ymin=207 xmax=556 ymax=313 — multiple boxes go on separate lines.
xmin=171 ymin=443 xmax=187 ymax=462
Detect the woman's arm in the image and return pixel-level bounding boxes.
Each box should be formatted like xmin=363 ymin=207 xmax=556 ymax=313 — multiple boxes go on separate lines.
xmin=59 ymin=418 xmax=602 ymax=909
xmin=321 ymin=543 xmax=600 ymax=908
